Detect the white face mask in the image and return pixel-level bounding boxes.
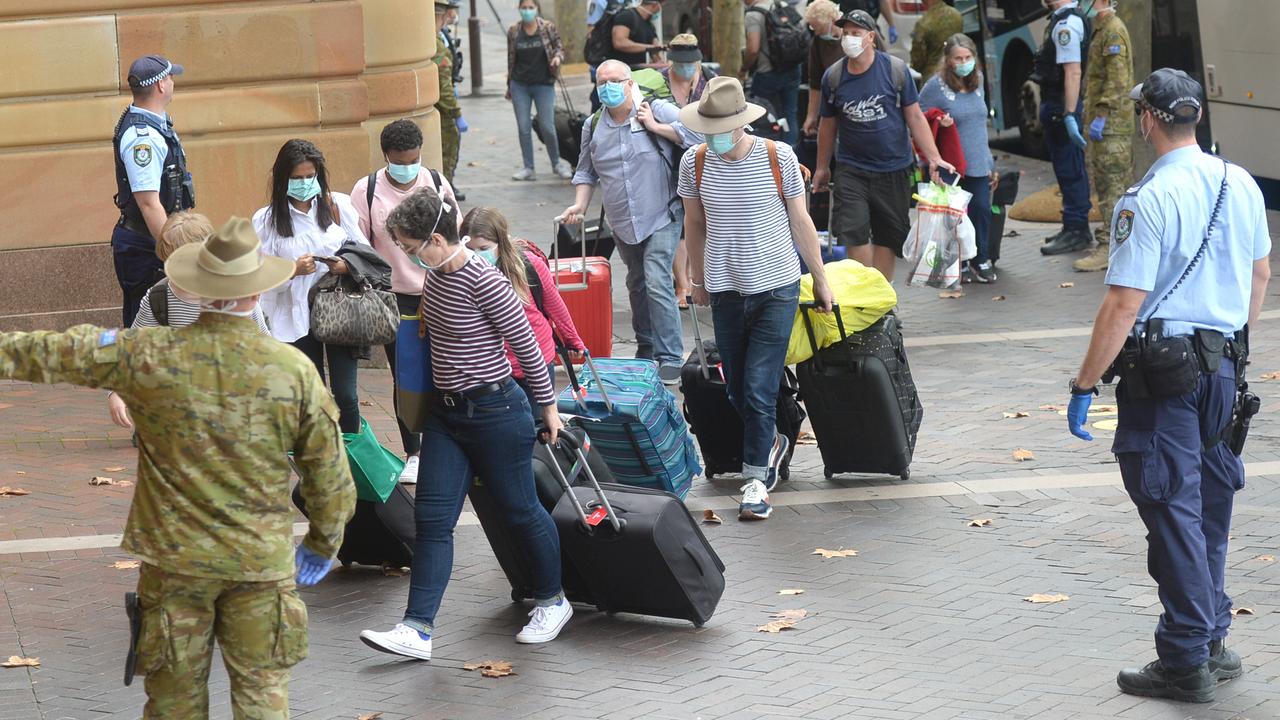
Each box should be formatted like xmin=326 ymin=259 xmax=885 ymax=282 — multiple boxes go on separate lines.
xmin=841 ymin=35 xmax=865 ymax=59
xmin=200 ymin=299 xmax=258 ymax=318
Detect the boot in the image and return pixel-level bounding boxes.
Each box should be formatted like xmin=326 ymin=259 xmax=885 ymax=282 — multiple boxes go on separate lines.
xmin=1208 ymin=639 xmax=1243 ymax=682
xmin=1117 ymin=660 xmax=1215 ymax=703
xmin=1041 ymin=227 xmax=1091 ymax=256
xmin=1073 ymin=243 xmax=1110 ymax=272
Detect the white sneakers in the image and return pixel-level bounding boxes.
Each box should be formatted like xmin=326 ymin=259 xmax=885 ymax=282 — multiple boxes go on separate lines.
xmin=553 ymin=160 xmax=575 ymax=180
xmin=516 ymin=599 xmax=574 ymax=644
xmin=512 ymin=167 xmax=536 ymax=181
xmin=400 ymin=455 xmax=419 ymax=484
xmin=359 ymin=623 xmax=433 ymax=660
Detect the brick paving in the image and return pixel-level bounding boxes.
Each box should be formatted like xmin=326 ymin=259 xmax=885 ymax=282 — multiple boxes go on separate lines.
xmin=3 ymin=24 xmax=1280 ymax=720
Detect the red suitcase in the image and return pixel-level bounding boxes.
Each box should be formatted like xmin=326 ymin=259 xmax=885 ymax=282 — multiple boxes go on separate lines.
xmin=552 ymin=221 xmax=613 ymax=359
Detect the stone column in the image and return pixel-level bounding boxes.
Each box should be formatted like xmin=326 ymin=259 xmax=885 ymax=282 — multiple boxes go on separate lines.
xmin=713 ymin=0 xmax=744 ymax=80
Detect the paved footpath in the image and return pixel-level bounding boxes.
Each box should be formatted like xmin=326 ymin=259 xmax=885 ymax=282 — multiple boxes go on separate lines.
xmin=3 ymin=27 xmax=1280 ymax=720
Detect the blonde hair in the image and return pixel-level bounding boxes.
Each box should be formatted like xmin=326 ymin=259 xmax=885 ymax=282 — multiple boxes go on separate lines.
xmin=459 ymin=207 xmax=532 ymax=304
xmin=670 ymin=32 xmax=699 ymax=48
xmin=157 ymin=211 xmax=213 ymax=261
xmin=804 ymin=0 xmax=841 ymax=29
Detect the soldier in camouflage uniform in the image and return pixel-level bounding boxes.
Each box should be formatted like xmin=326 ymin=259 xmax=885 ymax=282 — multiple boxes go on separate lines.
xmin=909 ymin=0 xmax=963 ymax=77
xmin=435 ymin=0 xmax=463 ymax=183
xmin=1074 ymin=0 xmax=1133 ymax=272
xmin=0 ymin=217 xmax=356 ymax=720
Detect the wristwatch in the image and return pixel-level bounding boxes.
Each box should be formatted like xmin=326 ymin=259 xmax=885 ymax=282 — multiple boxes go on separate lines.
xmin=1069 ymin=378 xmax=1098 ymax=396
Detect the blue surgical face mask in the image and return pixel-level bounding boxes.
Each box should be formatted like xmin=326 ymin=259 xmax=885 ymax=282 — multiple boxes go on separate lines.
xmin=955 ymin=60 xmax=976 ymax=77
xmin=476 ymin=248 xmax=498 ymax=265
xmin=386 ymin=160 xmax=421 ymax=184
xmin=519 ymin=7 xmax=537 ymax=22
xmin=672 ymin=62 xmax=697 ymax=80
xmin=598 ymin=81 xmax=627 ymax=108
xmin=707 ymin=131 xmax=739 ymax=156
xmin=287 ymin=176 xmax=320 ymax=202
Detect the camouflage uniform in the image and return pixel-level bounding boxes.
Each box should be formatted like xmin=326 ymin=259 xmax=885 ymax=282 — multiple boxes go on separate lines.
xmin=1075 ymin=9 xmax=1134 ymax=272
xmin=435 ymin=30 xmax=462 ymax=182
xmin=909 ymin=2 xmax=963 ymax=77
xmin=0 ymin=316 xmax=355 ymax=719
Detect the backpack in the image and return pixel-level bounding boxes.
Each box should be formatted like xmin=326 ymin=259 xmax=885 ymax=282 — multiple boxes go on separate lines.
xmin=824 ymin=51 xmax=908 ymax=104
xmin=746 ymin=1 xmax=809 ymax=72
xmin=585 ymin=107 xmax=682 ymax=214
xmin=584 ymin=0 xmax=627 ymax=66
xmin=147 ymin=279 xmax=171 ymax=327
xmin=631 ymin=67 xmax=674 ymax=102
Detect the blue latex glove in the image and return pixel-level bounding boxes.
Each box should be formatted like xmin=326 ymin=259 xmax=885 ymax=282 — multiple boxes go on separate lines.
xmin=1067 ymin=391 xmax=1094 ymax=441
xmin=456 ymin=116 xmax=469 ymax=133
xmin=1064 ymin=115 xmax=1087 ymax=149
xmin=888 ymin=26 xmax=899 ymax=44
xmin=295 ymin=544 xmax=334 ymax=586
xmin=1088 ymin=115 xmax=1106 ymax=142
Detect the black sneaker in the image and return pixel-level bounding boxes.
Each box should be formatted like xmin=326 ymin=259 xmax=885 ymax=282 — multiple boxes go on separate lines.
xmin=1041 ymin=228 xmax=1092 ymax=256
xmin=967 ymin=261 xmax=996 ymax=284
xmin=1117 ymin=660 xmax=1215 ymax=704
xmin=1208 ymin=639 xmax=1243 ymax=682
xmin=763 ymin=433 xmax=790 ymax=492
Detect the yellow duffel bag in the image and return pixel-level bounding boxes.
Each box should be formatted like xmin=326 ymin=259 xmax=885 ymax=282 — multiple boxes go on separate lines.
xmin=786 ymin=260 xmax=898 ymax=366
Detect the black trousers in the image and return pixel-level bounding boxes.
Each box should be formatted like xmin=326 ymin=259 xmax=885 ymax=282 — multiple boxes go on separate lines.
xmin=111 ymin=225 xmax=164 ymax=327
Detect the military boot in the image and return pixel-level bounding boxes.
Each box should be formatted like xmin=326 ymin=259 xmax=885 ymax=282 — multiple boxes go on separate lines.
xmin=1073 ymin=243 xmax=1110 ymax=272
xmin=1208 ymin=639 xmax=1244 ymax=682
xmin=1041 ymin=227 xmax=1092 ymax=256
xmin=1117 ymin=660 xmax=1215 ymax=703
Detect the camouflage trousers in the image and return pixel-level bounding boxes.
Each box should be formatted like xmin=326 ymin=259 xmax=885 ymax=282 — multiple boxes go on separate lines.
xmin=136 ymin=563 xmax=308 ymax=719
xmin=441 ymin=115 xmax=460 ymax=183
xmin=1087 ymin=135 xmax=1134 ymax=244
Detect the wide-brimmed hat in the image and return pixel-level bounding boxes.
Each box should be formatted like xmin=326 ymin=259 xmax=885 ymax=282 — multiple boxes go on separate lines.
xmin=164 ymin=217 xmax=295 ymax=301
xmin=678 ymin=76 xmax=766 ymax=135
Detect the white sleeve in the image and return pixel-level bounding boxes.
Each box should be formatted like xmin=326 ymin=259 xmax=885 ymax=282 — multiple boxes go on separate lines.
xmin=1054 ymin=15 xmax=1084 ymax=65
xmin=119 ymin=127 xmax=169 ymax=193
xmin=332 ymin=193 xmax=370 ymax=246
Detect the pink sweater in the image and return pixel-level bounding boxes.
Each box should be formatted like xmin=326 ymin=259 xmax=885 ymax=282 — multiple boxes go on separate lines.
xmin=506 ymin=250 xmax=586 ymax=379
xmin=351 ymin=168 xmax=459 ymax=296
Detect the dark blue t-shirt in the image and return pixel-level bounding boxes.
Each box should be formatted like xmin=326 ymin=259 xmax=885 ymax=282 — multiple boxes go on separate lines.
xmin=819 ymin=51 xmax=919 ymax=172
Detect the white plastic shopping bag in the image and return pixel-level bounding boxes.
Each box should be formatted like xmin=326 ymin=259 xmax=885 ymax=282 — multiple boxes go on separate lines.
xmin=905 ymin=181 xmax=973 ymax=290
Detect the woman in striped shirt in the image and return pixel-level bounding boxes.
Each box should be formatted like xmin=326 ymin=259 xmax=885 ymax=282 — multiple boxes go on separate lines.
xmin=359 ymin=189 xmax=571 ymax=661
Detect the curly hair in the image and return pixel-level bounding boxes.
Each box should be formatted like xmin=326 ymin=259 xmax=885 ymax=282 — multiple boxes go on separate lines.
xmin=804 ymin=0 xmax=841 ymax=30
xmin=385 ymin=187 xmax=460 ymax=245
xmin=379 ymin=119 xmax=424 ymax=154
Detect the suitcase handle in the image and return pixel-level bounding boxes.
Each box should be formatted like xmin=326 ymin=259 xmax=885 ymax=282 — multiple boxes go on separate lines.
xmin=577 ymin=350 xmax=614 ymax=414
xmin=551 ymin=219 xmax=590 ymax=291
xmin=797 ymin=302 xmax=844 ymax=372
xmin=687 ymin=298 xmax=712 ymax=381
xmin=539 ymin=429 xmax=623 ymax=534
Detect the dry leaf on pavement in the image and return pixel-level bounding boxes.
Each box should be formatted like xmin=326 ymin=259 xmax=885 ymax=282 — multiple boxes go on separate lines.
xmin=756 ymin=608 xmax=808 ymax=633
xmin=992 ymin=295 xmax=1007 ymax=301
xmin=778 ymin=588 xmax=805 ymax=596
xmin=356 ymin=713 xmax=383 ymax=720
xmin=2 ymin=656 xmax=39 ymax=668
xmin=795 ymin=430 xmax=817 ymax=445
xmin=0 ymin=487 xmax=31 ymax=496
xmin=701 ymin=509 xmax=722 ymax=525
xmin=103 ymin=466 xmax=126 ymax=472
xmin=1012 ymin=449 xmax=1036 ymax=462
xmin=111 ymin=560 xmax=141 ymax=570
xmin=1002 ymin=411 xmax=1030 ymax=419
xmin=14 ymin=471 xmax=25 ymax=475
xmin=1231 ymin=607 xmax=1255 ymax=617
xmin=938 ymin=290 xmax=964 ymax=299
xmin=1038 ymin=404 xmax=1066 ymax=412
xmin=1259 ymin=371 xmax=1280 ymax=381
xmin=812 ymin=548 xmax=857 ymax=559
xmin=1255 ymin=555 xmax=1276 ymax=562
xmin=968 ymin=518 xmax=994 ymax=527
xmin=1024 ymin=593 xmax=1069 ymax=604
xmin=359 ymin=401 xmax=373 ymax=407
xmin=381 ymin=565 xmax=410 ymax=577
xmin=1059 ymin=282 xmax=1075 ymax=288
xmin=90 ymin=476 xmax=115 ymax=485
xmin=463 ymin=660 xmax=515 ymax=678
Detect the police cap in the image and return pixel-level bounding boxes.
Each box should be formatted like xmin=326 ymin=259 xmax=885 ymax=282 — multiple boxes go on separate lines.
xmin=1130 ymin=68 xmax=1203 ymax=124
xmin=128 ymin=55 xmax=184 ymax=89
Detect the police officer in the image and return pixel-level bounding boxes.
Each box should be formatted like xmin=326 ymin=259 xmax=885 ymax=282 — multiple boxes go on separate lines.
xmin=112 ymin=55 xmax=196 ymax=327
xmin=1 ymin=218 xmax=356 ymax=718
xmin=1066 ymin=69 xmax=1271 ymax=703
xmin=1074 ymin=0 xmax=1134 ymax=273
xmin=1036 ymin=0 xmax=1093 ymax=256
xmin=909 ymin=0 xmax=961 ymax=77
xmin=434 ymin=0 xmax=466 ymax=194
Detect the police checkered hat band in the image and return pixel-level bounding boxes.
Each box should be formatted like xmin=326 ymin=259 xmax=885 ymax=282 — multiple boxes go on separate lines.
xmin=127 ymin=55 xmax=185 ymax=89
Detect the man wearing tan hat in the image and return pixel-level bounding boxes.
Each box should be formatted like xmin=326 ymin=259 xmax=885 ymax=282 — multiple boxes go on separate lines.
xmin=678 ymin=76 xmax=834 ymax=520
xmin=0 ymin=217 xmax=355 ymax=718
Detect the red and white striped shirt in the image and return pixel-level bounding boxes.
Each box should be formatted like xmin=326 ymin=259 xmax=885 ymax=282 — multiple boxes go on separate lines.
xmin=423 ymin=253 xmax=555 ymax=406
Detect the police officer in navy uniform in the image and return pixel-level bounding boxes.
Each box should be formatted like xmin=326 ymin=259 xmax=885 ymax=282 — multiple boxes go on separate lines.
xmin=112 ymin=54 xmax=196 ymax=327
xmin=1066 ymin=69 xmax=1271 ymax=703
xmin=1036 ymin=0 xmax=1093 ymax=256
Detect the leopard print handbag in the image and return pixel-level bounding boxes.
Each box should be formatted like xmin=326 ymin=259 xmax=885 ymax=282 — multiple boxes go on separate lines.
xmin=309 ymin=274 xmax=399 ymax=347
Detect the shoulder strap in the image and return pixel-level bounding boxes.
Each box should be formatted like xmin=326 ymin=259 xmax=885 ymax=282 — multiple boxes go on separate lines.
xmin=365 ymin=171 xmax=377 ymax=216
xmin=888 ymin=53 xmax=907 ymax=103
xmin=825 ymin=58 xmax=845 ymax=96
xmin=148 ymin=279 xmax=170 ymax=327
xmin=765 ymin=139 xmax=783 ymax=200
xmin=429 ymin=168 xmax=442 ymax=189
xmin=694 ymin=144 xmax=708 ymax=190
xmin=1144 ymin=161 xmax=1231 ymax=323
xmin=522 ymin=255 xmax=550 ymax=320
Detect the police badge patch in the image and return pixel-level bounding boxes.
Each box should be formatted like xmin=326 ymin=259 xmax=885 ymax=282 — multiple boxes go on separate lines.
xmin=1058 ymin=29 xmax=1072 ymax=46
xmin=132 ymin=144 xmax=153 ymax=167
xmin=1115 ymin=209 xmax=1134 ymax=244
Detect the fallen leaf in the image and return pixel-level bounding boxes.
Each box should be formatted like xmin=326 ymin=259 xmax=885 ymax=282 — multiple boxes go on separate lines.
xmin=380 ymin=565 xmax=410 ymax=577
xmin=15 ymin=471 xmax=25 ymax=475
xmin=1255 ymin=555 xmax=1276 ymax=562
xmin=1012 ymin=449 xmax=1036 ymax=462
xmin=812 ymin=547 xmax=858 ymax=559
xmin=701 ymin=509 xmax=722 ymax=525
xmin=103 ymin=466 xmax=126 ymax=472
xmin=756 ymin=609 xmax=808 ymax=633
xmin=1 ymin=656 xmax=39 ymax=668
xmin=968 ymin=518 xmax=994 ymax=527
xmin=1259 ymin=371 xmax=1280 ymax=381
xmin=938 ymin=289 xmax=964 ymax=299
xmin=1023 ymin=593 xmax=1069 ymax=604
xmin=1038 ymin=404 xmax=1066 ymax=412
xmin=1006 ymin=229 xmax=1020 ymax=237
xmin=463 ymin=660 xmax=515 ymax=678
xmin=359 ymin=401 xmax=373 ymax=407
xmin=1002 ymin=411 xmax=1030 ymax=419
xmin=1231 ymin=607 xmax=1255 ymax=617
xmin=991 ymin=295 xmax=1007 ymax=301
xmin=89 ymin=476 xmax=115 ymax=486
xmin=111 ymin=560 xmax=141 ymax=570
xmin=1059 ymin=282 xmax=1075 ymax=288
xmin=0 ymin=487 xmax=31 ymax=496
xmin=467 ymin=161 xmax=482 ymax=167
xmin=771 ymin=609 xmax=807 ymax=621
xmin=778 ymin=588 xmax=805 ymax=596
xmin=356 ymin=714 xmax=384 ymax=720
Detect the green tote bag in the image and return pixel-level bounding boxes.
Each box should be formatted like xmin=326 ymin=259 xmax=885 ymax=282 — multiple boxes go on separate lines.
xmin=343 ymin=418 xmax=404 ymax=502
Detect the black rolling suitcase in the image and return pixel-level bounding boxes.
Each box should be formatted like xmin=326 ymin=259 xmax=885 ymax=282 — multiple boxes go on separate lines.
xmin=535 ymin=78 xmax=587 ymax=167
xmin=291 ymin=482 xmax=415 ymax=568
xmin=548 ymin=432 xmax=725 ymax=626
xmin=679 ymin=301 xmax=804 ymax=480
xmin=469 ymin=424 xmax=612 ymax=604
xmin=796 ymin=304 xmax=923 ymax=481
xmin=988 ymin=170 xmax=1021 ymax=266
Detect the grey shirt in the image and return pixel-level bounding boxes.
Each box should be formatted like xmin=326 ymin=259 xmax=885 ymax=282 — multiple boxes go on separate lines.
xmin=572 ymin=95 xmax=701 ymax=245
xmin=918 ymin=74 xmax=995 ymax=178
xmin=744 ymin=0 xmax=774 ymax=74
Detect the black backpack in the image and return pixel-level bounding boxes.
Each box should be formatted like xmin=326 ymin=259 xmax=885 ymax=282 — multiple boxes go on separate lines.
xmin=584 ymin=0 xmax=628 ymax=66
xmin=147 ymin=279 xmax=171 ymax=327
xmin=747 ymin=1 xmax=810 ymax=72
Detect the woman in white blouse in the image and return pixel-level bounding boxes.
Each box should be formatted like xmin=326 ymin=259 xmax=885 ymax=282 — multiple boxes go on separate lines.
xmin=253 ymin=139 xmax=370 ymax=434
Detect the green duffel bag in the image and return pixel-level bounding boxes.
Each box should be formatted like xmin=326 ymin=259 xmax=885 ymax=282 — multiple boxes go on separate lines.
xmin=344 ymin=418 xmax=404 ymax=502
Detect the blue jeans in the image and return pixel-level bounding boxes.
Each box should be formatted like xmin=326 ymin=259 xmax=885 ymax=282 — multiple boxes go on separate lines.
xmin=709 ymin=280 xmax=799 ymax=478
xmin=750 ymin=67 xmax=801 ymax=146
xmin=516 ymin=362 xmax=557 ymax=420
xmin=960 ymin=175 xmax=992 ymax=265
xmin=291 ymin=333 xmax=361 ymax=434
xmin=614 ymin=209 xmax=685 ymax=367
xmin=1040 ymin=100 xmax=1092 ymax=229
xmin=510 ymin=80 xmax=561 ymax=171
xmin=403 ymin=378 xmax=561 ymax=631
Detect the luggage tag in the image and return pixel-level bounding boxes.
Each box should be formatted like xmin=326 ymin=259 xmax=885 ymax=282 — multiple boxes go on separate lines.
xmin=585 ymin=506 xmax=608 ymax=527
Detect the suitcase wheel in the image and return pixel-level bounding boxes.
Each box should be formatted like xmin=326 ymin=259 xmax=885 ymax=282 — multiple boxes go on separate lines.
xmin=511 ymin=589 xmax=523 ymax=603
xmin=823 ymin=468 xmax=833 ymax=479
xmin=706 ymin=471 xmax=715 ymax=480
xmin=899 ymin=469 xmax=911 ymax=481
